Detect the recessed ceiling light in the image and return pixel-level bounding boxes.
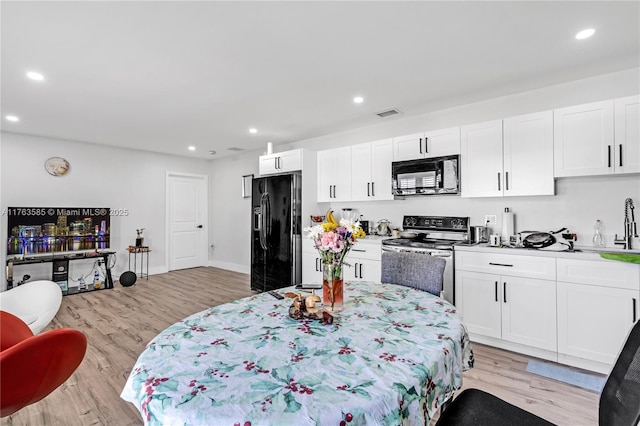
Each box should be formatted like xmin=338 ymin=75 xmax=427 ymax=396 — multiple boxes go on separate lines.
xmin=249 ymin=128 xmax=257 ymax=134
xmin=353 ymin=96 xmax=364 ymax=104
xmin=26 ymin=71 xmax=44 ymax=81
xmin=575 ymin=28 xmax=595 ymax=40
xmin=188 ymin=146 xmax=196 ymax=151
xmin=5 ymin=115 xmax=19 ymax=122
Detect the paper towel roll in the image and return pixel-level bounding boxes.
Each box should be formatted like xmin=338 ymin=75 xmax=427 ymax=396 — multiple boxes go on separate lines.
xmin=501 ymin=208 xmax=514 ymax=242
xmin=267 ymin=142 xmax=273 ymax=154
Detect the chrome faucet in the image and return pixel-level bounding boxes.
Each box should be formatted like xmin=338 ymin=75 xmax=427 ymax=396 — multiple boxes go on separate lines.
xmin=614 ymin=198 xmax=638 ymax=250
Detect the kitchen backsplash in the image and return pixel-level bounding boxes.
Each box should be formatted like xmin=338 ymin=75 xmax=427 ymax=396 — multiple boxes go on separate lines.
xmin=329 ymin=173 xmax=640 ymax=249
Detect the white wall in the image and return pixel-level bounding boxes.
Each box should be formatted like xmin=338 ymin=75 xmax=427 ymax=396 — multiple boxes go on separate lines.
xmin=0 ymin=132 xmax=212 ymax=289
xmin=210 ymin=68 xmax=640 ymax=271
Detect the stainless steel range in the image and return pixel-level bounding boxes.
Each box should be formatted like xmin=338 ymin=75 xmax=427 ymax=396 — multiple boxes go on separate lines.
xmin=382 ymin=215 xmax=470 ymax=305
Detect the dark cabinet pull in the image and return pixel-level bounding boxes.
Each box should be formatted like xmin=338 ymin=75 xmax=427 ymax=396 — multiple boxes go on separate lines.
xmin=367 ymin=182 xmax=370 ymax=197
xmin=333 ymin=185 xmax=337 ymax=199
xmin=505 ymin=172 xmax=509 ymax=191
xmin=489 ymin=262 xmax=513 ymax=267
xmin=620 ymin=144 xmax=623 ymax=167
xmin=425 ymin=137 xmax=429 ymax=154
xmin=634 ymin=298 xmax=637 ymax=322
xmin=419 ymin=138 xmax=423 ymax=154
xmin=359 ymin=263 xmax=363 ymax=278
xmin=503 ymin=282 xmax=507 ymax=303
xmin=371 ymin=182 xmax=375 ymax=197
xmin=274 ymin=158 xmax=278 ymax=170
xmin=497 ymin=173 xmax=501 ymax=191
xmin=315 ymin=258 xmax=319 ymax=272
xmin=608 ymin=145 xmax=612 ymax=168
xmin=495 ymin=281 xmax=498 ymax=302
xmin=355 ymin=263 xmax=359 ymax=279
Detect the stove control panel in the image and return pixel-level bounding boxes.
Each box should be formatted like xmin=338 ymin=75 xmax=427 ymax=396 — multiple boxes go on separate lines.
xmin=403 ymin=216 xmax=469 ymax=232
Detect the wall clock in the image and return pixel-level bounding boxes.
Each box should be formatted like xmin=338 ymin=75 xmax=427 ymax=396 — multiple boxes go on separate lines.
xmin=44 ymin=157 xmax=70 ymax=176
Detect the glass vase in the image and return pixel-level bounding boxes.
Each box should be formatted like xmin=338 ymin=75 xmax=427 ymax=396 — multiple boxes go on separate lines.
xmin=322 ymin=263 xmax=344 ymax=312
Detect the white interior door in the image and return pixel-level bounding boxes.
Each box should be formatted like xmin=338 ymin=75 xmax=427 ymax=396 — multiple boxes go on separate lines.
xmin=167 ymin=173 xmax=208 ymax=270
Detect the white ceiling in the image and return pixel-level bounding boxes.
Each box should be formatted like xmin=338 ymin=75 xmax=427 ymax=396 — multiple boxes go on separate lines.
xmin=2 ymin=1 xmax=639 ymax=160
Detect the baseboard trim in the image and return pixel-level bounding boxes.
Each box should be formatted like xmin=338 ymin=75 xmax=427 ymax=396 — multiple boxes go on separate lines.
xmin=209 ymin=260 xmax=249 ymax=275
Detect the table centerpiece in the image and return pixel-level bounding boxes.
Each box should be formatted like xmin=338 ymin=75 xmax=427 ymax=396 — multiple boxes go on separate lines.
xmin=304 ymin=209 xmax=366 ymax=312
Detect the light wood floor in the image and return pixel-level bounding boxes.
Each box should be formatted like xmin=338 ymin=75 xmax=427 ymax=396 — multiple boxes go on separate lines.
xmin=2 ymin=267 xmax=600 ymax=426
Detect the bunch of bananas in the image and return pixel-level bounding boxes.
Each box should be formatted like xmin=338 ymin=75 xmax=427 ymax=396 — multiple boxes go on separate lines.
xmin=322 ymin=209 xmax=339 ymax=232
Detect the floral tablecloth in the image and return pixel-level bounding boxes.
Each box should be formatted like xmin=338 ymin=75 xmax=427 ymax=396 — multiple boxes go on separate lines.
xmin=121 ymin=281 xmax=474 ymax=426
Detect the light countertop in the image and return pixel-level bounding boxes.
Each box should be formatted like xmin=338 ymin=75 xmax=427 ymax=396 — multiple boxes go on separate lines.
xmin=454 ymin=242 xmax=640 ymax=261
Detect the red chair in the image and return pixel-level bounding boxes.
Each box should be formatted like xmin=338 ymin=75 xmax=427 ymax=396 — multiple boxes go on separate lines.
xmin=0 ymin=311 xmax=87 ymax=417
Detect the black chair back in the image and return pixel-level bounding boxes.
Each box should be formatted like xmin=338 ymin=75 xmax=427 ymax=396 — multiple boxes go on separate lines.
xmin=599 ymin=319 xmax=640 ymax=426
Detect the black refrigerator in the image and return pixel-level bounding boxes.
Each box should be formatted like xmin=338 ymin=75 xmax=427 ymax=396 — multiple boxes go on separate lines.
xmin=251 ymin=172 xmax=302 ymax=292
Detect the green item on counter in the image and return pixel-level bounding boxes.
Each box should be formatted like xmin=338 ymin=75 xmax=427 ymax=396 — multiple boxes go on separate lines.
xmin=600 ymin=252 xmax=640 ymax=264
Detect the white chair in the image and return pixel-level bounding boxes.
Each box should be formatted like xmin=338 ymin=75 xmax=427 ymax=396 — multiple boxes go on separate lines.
xmin=0 ymin=280 xmax=63 ymax=334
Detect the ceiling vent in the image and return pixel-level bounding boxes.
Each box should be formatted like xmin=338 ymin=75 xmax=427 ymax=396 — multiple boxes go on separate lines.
xmin=227 ymin=147 xmax=244 ymax=151
xmin=375 ymin=108 xmax=402 ymax=118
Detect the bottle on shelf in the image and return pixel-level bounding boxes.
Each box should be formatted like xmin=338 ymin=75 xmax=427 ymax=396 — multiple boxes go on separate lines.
xmin=593 ymin=219 xmax=604 ymax=248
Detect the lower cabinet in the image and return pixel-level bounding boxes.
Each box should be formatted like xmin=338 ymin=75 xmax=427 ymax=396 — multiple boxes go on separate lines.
xmin=456 ymin=249 xmax=640 ymax=373
xmin=556 ymin=257 xmax=640 ymax=368
xmin=302 ymin=239 xmax=382 ymax=284
xmin=345 ymin=244 xmax=382 ymax=283
xmin=456 ymin=270 xmax=556 ymax=351
xmin=557 ymin=282 xmax=637 ymax=366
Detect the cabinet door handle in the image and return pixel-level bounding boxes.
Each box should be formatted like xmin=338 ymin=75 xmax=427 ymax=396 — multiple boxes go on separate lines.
xmin=503 ymin=282 xmax=507 ymax=303
xmin=359 ymin=263 xmax=363 ymax=278
xmin=315 ymin=258 xmax=319 ymax=272
xmin=419 ymin=138 xmax=423 ymax=154
xmin=620 ymin=144 xmax=623 ymax=167
xmin=352 ymin=249 xmax=366 ymax=252
xmin=425 ymin=137 xmax=429 ymax=154
xmin=505 ymin=171 xmax=509 ymax=191
xmin=495 ymin=281 xmax=498 ymax=302
xmin=274 ymin=158 xmax=278 ymax=170
xmin=608 ymin=145 xmax=612 ymax=168
xmin=633 ymin=298 xmax=637 ymax=323
xmin=371 ymin=182 xmax=375 ymax=197
xmin=497 ymin=173 xmax=501 ymax=191
xmin=355 ymin=263 xmax=360 ymax=279
xmin=489 ymin=262 xmax=513 ymax=267
xmin=367 ymin=182 xmax=371 ymax=197
xmin=333 ymin=185 xmax=337 ymax=199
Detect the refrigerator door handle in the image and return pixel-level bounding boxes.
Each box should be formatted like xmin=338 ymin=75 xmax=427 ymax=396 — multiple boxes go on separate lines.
xmin=259 ymin=193 xmax=268 ymax=250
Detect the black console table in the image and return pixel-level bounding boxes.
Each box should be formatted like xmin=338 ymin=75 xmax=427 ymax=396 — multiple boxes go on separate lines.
xmin=6 ymin=251 xmax=115 ymax=294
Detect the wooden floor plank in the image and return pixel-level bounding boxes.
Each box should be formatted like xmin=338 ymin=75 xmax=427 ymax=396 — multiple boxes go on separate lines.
xmin=1 ymin=267 xmax=599 ymax=425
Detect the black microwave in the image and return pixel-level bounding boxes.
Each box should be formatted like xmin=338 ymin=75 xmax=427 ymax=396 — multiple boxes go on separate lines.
xmin=391 ymin=155 xmax=460 ymax=196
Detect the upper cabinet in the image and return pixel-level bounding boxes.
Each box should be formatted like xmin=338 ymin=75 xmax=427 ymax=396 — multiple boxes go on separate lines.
xmin=392 ymin=127 xmax=460 ymax=161
xmin=351 ymin=139 xmax=394 ymax=201
xmin=615 ymin=95 xmax=640 ymax=174
xmin=259 ymin=149 xmax=303 ymax=175
xmin=553 ymin=96 xmax=639 ymax=177
xmin=317 ymin=146 xmax=352 ymax=202
xmin=503 ymin=111 xmax=554 ymax=196
xmin=461 ymin=111 xmax=554 ymax=198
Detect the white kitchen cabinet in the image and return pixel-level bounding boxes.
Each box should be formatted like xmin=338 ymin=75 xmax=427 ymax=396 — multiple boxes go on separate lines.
xmin=302 ymin=253 xmax=323 ymax=285
xmin=502 ymin=111 xmax=554 ymax=196
xmin=344 ymin=243 xmax=382 ymax=282
xmin=317 ymin=146 xmax=352 ymax=202
xmin=614 ymin=95 xmax=640 ymax=174
xmin=392 ymin=127 xmax=460 ymax=161
xmin=554 ymin=100 xmax=615 ymax=177
xmin=557 ymin=282 xmax=637 ymax=366
xmin=460 ymin=120 xmax=503 ymax=197
xmin=351 ymin=139 xmax=393 ymax=201
xmin=259 ymin=149 xmax=303 ymax=175
xmin=461 ymin=112 xmax=554 ymax=198
xmin=455 ymin=251 xmax=557 ymax=352
xmin=556 ymin=257 xmax=640 ymax=367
